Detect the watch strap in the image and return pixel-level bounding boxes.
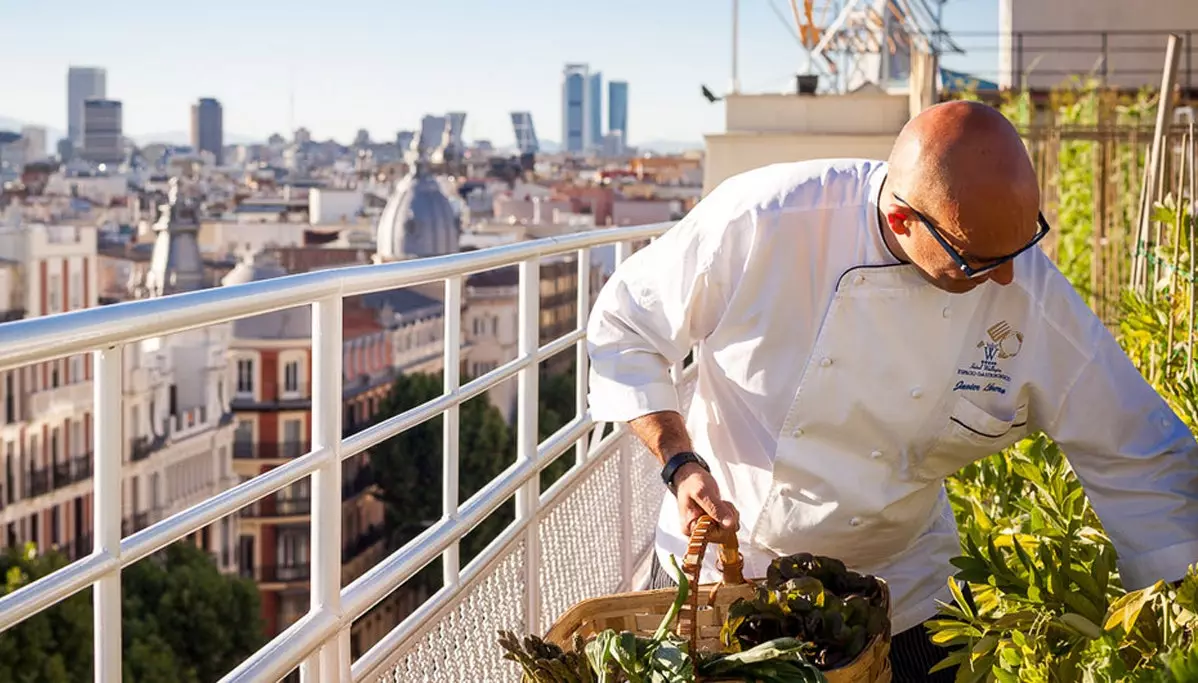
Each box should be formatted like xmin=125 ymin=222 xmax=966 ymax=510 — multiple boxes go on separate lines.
xmin=661 ymin=451 xmax=709 ymax=494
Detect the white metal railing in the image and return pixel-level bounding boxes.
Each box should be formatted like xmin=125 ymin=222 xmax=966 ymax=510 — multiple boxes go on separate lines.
xmin=0 ymin=222 xmax=674 ymax=682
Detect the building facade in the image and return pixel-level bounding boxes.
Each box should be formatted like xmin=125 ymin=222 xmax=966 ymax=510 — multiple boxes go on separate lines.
xmin=82 ymin=99 xmax=124 ymax=165
xmin=191 ymin=98 xmax=225 ymax=166
xmin=562 ymin=64 xmax=591 ymax=154
xmin=67 ymin=67 xmax=106 ymax=147
xmin=608 ymin=81 xmax=628 ymax=144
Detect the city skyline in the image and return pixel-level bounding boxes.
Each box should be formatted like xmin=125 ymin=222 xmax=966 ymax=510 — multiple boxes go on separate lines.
xmin=2 ymin=0 xmax=996 ymax=149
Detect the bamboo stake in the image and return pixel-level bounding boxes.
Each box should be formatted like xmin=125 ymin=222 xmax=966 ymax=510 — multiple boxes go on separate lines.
xmin=1165 ymin=131 xmax=1188 ymax=371
xmin=1132 ymin=35 xmax=1183 ymax=292
xmin=1188 ymin=121 xmax=1196 ymax=380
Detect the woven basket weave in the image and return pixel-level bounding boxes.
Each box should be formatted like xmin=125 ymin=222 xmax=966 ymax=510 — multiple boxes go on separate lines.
xmin=544 ymin=515 xmax=892 ymax=682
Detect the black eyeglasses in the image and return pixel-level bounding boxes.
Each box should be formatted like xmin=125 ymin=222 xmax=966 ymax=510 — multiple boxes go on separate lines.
xmin=892 ymin=193 xmax=1051 ymax=279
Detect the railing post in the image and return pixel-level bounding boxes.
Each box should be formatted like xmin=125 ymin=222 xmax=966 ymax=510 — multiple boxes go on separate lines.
xmin=516 ymin=258 xmax=541 ymax=634
xmin=574 ymin=249 xmax=591 ymax=466
xmin=93 ymin=345 xmax=123 ymax=682
xmin=443 ymin=276 xmax=462 ymax=586
xmin=613 ymin=242 xmax=636 ymax=586
xmin=306 ymin=296 xmax=344 ymax=682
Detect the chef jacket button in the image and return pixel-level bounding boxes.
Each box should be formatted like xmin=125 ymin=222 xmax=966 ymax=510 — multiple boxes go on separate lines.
xmin=942 ymin=306 xmax=951 ymax=318
xmin=910 ymin=387 xmax=923 ymax=399
xmin=870 ymin=450 xmax=883 ymax=459
xmin=819 ymin=357 xmax=832 ymax=367
xmin=791 ymin=427 xmax=804 ymax=438
xmin=853 ymin=274 xmax=866 ymax=285
xmin=849 ymin=517 xmax=862 ymax=527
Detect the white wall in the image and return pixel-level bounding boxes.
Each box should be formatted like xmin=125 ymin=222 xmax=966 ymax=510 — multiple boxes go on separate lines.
xmin=310 ymin=189 xmax=363 ymax=225
xmin=999 ymin=0 xmax=1198 ymax=90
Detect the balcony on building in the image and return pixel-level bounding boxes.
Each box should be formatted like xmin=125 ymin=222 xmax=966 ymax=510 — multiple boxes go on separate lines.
xmin=0 ymin=204 xmax=676 ymax=682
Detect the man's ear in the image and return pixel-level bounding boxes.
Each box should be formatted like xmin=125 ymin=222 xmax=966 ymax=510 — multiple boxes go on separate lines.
xmin=882 ymin=204 xmax=912 ymax=236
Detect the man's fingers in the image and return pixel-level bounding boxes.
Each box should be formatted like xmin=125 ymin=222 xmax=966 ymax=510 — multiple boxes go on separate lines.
xmin=716 ymin=500 xmax=740 ymax=532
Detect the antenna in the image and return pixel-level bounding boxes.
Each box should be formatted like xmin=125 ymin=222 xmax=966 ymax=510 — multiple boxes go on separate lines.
xmin=731 ymin=0 xmax=741 ymax=94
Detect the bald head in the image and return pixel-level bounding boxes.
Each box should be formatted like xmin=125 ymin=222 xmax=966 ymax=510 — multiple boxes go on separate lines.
xmin=880 ymin=100 xmax=1043 ymax=292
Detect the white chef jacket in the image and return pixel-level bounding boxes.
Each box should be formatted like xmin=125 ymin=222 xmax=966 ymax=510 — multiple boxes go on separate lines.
xmin=585 ymin=158 xmax=1198 ymax=635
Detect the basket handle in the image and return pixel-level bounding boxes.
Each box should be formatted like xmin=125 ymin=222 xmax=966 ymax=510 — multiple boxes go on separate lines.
xmin=677 ymin=514 xmax=745 ymax=652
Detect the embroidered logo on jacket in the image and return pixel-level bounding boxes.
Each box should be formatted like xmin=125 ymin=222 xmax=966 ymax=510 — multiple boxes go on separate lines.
xmin=954 ymin=321 xmax=1022 ymax=394
xmin=980 ymin=320 xmax=1024 ymax=360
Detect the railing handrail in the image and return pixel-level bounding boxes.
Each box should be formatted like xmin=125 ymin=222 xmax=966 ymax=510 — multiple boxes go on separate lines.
xmin=0 ymin=223 xmax=668 ymax=372
xmin=0 ymin=222 xmax=674 ymax=682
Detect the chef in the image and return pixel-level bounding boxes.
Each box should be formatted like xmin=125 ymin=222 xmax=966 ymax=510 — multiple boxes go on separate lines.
xmin=585 ymin=100 xmax=1198 ymax=681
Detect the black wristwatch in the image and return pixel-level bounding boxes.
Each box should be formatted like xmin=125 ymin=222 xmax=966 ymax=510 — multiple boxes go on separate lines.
xmin=661 ymin=451 xmax=710 ymax=495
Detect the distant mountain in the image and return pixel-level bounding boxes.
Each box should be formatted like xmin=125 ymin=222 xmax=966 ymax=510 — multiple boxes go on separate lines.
xmin=636 ymin=139 xmax=704 ymax=155
xmin=0 ymin=117 xmax=64 ymax=154
xmin=533 ymin=138 xmax=702 ymax=155
xmin=132 ymin=131 xmax=262 ymax=147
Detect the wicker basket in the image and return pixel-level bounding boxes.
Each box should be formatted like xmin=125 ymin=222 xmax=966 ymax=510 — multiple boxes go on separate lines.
xmin=544 ymin=515 xmax=892 ymax=682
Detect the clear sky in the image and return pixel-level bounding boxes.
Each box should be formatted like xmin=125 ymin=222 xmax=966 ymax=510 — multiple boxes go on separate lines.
xmin=0 ymin=0 xmax=998 ymax=148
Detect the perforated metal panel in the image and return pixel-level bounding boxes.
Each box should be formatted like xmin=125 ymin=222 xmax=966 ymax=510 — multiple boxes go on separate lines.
xmin=375 ymin=375 xmax=696 ymax=682
xmin=377 ymin=539 xmax=526 ymax=683
xmin=538 ymin=453 xmax=625 ymax=627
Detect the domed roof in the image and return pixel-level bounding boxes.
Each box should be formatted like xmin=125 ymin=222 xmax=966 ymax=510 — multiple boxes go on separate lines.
xmin=221 ymin=250 xmax=311 ymax=340
xmin=375 ymin=167 xmax=460 ymax=260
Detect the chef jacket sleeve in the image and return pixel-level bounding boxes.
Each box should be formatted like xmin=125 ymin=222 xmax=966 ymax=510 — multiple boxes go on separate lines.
xmin=1032 ymin=269 xmax=1198 ymax=589
xmin=586 ymin=195 xmax=753 ymax=423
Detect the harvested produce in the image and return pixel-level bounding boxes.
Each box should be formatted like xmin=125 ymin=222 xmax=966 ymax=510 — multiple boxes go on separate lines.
xmin=497 ymin=631 xmax=595 ymax=682
xmin=721 ymin=553 xmax=890 ymax=670
xmin=498 ymin=555 xmax=829 ymax=682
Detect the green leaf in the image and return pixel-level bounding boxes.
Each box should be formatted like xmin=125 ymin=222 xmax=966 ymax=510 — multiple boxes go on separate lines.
xmin=949 ymin=580 xmax=975 ymax=620
xmin=1104 ymin=583 xmax=1161 ymax=634
xmin=1056 ymin=613 xmax=1104 ymax=640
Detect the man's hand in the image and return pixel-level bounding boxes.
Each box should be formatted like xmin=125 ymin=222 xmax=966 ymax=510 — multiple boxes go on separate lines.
xmin=673 ymin=463 xmax=740 ymax=544
xmin=626 ymin=410 xmax=741 ymax=543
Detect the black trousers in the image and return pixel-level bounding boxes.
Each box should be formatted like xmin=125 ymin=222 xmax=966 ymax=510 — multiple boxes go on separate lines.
xmin=646 ymin=554 xmax=960 ymax=682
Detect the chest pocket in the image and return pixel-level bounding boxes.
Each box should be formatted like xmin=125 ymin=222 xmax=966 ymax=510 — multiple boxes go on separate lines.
xmin=913 ymin=393 xmax=1031 ymax=482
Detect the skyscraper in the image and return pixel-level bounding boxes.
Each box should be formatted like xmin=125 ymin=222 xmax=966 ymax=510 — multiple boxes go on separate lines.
xmin=608 ymin=81 xmax=628 ymax=144
xmin=82 ymin=99 xmax=123 ymax=165
xmin=510 ymin=112 xmax=539 ymax=154
xmin=588 ymin=72 xmax=603 ymax=150
xmin=191 ymin=98 xmax=224 ymax=165
xmin=446 ymin=112 xmax=467 ymax=150
xmin=562 ymin=64 xmax=590 ymax=154
xmin=67 ymin=67 xmax=106 ymax=146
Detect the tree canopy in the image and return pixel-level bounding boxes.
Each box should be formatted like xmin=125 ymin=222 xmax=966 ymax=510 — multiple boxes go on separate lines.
xmin=0 ymin=541 xmax=265 ymax=683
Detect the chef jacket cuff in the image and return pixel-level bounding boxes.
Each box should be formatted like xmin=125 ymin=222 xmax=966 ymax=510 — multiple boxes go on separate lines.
xmin=1118 ymin=539 xmax=1198 ymax=589
xmin=587 ymin=376 xmax=682 ymax=423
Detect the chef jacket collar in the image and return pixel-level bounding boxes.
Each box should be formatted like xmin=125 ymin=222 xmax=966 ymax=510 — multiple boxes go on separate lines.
xmin=865 ymin=162 xmax=903 ymax=267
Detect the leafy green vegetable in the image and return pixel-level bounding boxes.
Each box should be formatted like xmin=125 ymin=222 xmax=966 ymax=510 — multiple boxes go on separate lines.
xmin=720 ymin=553 xmax=888 ymax=670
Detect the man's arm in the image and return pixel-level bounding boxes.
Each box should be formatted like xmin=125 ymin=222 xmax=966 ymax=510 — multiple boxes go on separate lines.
xmin=628 ymin=410 xmax=740 ymax=540
xmin=1032 ymin=270 xmax=1198 ymax=589
xmin=586 ymin=196 xmax=754 ymax=539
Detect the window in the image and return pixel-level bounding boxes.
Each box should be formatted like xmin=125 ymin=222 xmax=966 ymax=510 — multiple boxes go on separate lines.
xmin=283 ymin=361 xmax=300 ymax=394
xmin=5 ymin=373 xmax=13 ymax=424
xmin=234 ymin=420 xmax=252 ymax=442
xmin=69 ymin=272 xmax=82 ymax=310
xmin=130 ymin=405 xmax=140 ymax=440
xmin=283 ymin=419 xmax=302 ymax=445
xmin=50 ymin=363 xmax=59 ymax=389
xmin=48 ymin=274 xmax=62 ymax=314
xmin=70 ymin=421 xmax=81 ymax=457
xmin=236 ymin=359 xmax=253 ymax=395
